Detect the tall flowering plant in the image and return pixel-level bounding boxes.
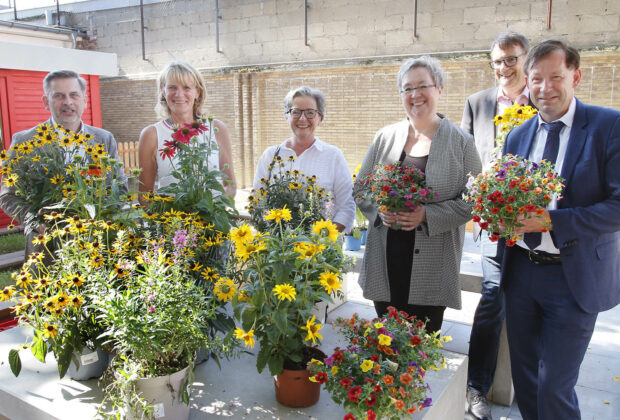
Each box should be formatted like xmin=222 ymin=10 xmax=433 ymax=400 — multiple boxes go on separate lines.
xmin=465 ymin=155 xmax=564 ymax=246
xmin=228 ymin=212 xmax=346 ymax=375
xmin=147 ymin=116 xmax=235 ymax=234
xmin=309 ymin=309 xmax=448 ymax=420
xmin=248 ymin=155 xmax=330 ymax=233
xmin=492 ymin=103 xmax=538 ymax=154
xmin=355 ymin=162 xmax=434 ymax=214
xmin=1 ymin=123 xmax=131 ymax=230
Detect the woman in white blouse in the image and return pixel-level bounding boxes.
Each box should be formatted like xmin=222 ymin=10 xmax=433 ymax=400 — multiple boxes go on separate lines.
xmin=253 ymin=86 xmax=355 ymax=233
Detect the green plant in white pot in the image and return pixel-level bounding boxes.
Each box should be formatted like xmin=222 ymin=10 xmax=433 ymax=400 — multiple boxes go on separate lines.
xmin=95 ymin=219 xmax=237 ymax=420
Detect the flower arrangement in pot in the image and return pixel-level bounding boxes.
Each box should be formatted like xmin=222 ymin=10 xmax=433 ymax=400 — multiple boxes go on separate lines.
xmin=228 ymin=212 xmax=346 ymax=407
xmin=309 ymin=308 xmax=449 ymax=420
xmin=247 ymin=155 xmax=330 ymax=234
xmin=95 ymin=213 xmax=238 ymax=419
xmin=355 ymin=162 xmax=434 ymax=230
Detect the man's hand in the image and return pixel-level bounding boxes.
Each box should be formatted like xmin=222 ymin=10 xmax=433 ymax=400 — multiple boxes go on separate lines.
xmin=511 ymin=210 xmax=552 ymax=234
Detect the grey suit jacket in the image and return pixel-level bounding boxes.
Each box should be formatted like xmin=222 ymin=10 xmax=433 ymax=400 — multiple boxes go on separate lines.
xmin=0 ymin=119 xmax=128 ymax=255
xmin=461 ymin=87 xmax=499 ymax=172
xmin=353 ymin=118 xmax=482 ymax=309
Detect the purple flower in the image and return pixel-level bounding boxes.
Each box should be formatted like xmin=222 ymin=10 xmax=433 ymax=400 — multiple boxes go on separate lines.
xmin=496 ymin=169 xmax=507 ymax=178
xmin=419 ymin=189 xmax=428 ymax=197
xmin=148 ymin=305 xmax=155 ymax=313
xmin=422 ymin=397 xmax=432 ymax=408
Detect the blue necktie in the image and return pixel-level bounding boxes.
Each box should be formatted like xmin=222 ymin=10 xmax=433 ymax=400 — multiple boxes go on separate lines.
xmin=523 ymin=121 xmax=564 ymax=250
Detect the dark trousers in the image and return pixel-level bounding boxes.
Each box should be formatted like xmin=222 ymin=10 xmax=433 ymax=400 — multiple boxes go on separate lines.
xmin=374 ymin=228 xmax=446 ymax=335
xmin=503 ymin=246 xmax=598 ymax=420
xmin=467 ymin=234 xmax=506 ymax=394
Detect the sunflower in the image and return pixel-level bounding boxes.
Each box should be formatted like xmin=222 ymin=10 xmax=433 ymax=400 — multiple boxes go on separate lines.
xmin=301 ymin=315 xmax=323 ymax=344
xmin=234 ymin=328 xmax=256 ymax=348
xmin=273 ymin=283 xmax=296 ymax=302
xmin=230 ymin=223 xmax=253 ymax=245
xmin=213 ymin=277 xmax=237 ymax=302
xmin=264 ymin=206 xmax=292 ymax=223
xmin=312 ymin=219 xmax=339 ymax=242
xmin=294 ymin=242 xmax=324 ymax=259
xmin=234 ymin=240 xmax=266 ymax=261
xmin=319 ymin=271 xmax=342 ymax=294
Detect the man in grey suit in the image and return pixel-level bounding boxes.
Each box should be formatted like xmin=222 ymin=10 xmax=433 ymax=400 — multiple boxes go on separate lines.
xmin=0 ymin=70 xmax=127 ymax=257
xmin=460 ymin=31 xmax=531 ymax=420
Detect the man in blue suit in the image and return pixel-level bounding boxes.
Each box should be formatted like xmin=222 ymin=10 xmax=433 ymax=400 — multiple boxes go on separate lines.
xmin=502 ymin=39 xmax=620 ymax=419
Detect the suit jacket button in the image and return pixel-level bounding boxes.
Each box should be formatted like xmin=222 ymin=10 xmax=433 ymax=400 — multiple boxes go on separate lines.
xmin=414 ymin=249 xmax=420 ymax=254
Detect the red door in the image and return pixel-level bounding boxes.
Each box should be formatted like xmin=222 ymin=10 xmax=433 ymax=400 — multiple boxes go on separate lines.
xmin=0 ymin=69 xmax=102 ymax=228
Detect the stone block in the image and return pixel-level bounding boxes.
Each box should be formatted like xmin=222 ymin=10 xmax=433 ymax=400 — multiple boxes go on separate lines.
xmin=239 ymin=2 xmax=264 ymax=18
xmin=443 ymin=24 xmax=477 ymax=43
xmin=606 ymin=0 xmax=620 ymax=13
xmin=474 ymin=22 xmax=507 ymax=40
xmin=332 ymin=34 xmax=359 ymax=51
xmin=245 ymin=15 xmax=272 ymax=30
xmin=577 ymin=14 xmax=619 ymax=33
xmin=464 ymin=6 xmax=496 ymax=24
xmin=431 ymin=9 xmax=464 ymax=27
xmin=495 ymin=4 xmax=531 ymax=21
xmin=190 ymin=22 xmax=213 ymax=38
xmin=255 ymin=28 xmax=279 ymax=43
xmin=444 ymin=0 xmax=493 ymax=8
xmin=241 ymin=42 xmax=263 ymax=59
xmin=386 ymin=30 xmax=416 ymax=49
xmin=419 ymin=0 xmax=446 ymax=13
xmin=324 ymin=21 xmax=348 ymax=36
xmin=307 ymin=36 xmax=333 ymax=53
xmin=567 ymin=0 xmax=607 ymax=16
xmin=307 ymin=22 xmax=324 ymax=37
xmin=376 ymin=14 xmax=405 ymax=32
xmin=276 ymin=25 xmax=302 ymax=40
xmin=236 ymin=30 xmax=256 ymax=45
xmin=275 ymin=10 xmax=304 ymax=27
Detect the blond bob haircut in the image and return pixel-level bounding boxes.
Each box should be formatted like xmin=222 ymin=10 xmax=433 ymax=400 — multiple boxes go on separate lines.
xmin=155 ymin=61 xmax=207 ymax=120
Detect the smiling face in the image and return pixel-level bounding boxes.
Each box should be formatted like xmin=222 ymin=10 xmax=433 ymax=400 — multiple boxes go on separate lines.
xmin=163 ymin=75 xmax=200 ymax=120
xmin=287 ymin=95 xmax=323 ymax=141
xmin=491 ymin=43 xmax=527 ymax=94
xmin=400 ymin=67 xmax=442 ymax=122
xmin=42 ymin=77 xmax=87 ymax=132
xmin=527 ymin=49 xmax=582 ymax=122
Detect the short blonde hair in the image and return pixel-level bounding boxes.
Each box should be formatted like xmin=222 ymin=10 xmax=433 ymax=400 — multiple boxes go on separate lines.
xmin=155 ymin=61 xmax=207 ymax=120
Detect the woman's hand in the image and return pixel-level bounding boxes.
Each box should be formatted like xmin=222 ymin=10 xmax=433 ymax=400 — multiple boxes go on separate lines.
xmin=396 ymin=206 xmax=426 ymax=231
xmin=378 ymin=209 xmax=398 ymax=228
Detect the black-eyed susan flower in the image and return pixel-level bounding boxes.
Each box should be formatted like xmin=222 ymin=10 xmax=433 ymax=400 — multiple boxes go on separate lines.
xmin=43 ymin=322 xmax=58 ymax=339
xmin=1 ymin=286 xmax=15 ymax=301
xmin=67 ymin=274 xmax=84 ymax=288
xmin=3 ymin=173 xmax=18 ymax=187
xmin=70 ymin=295 xmax=84 ymax=308
xmin=273 ymin=283 xmax=296 ymax=302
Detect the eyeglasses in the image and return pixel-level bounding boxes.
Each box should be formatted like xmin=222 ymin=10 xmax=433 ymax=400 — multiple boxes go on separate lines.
xmin=489 ymin=53 xmax=526 ymax=69
xmin=287 ymin=108 xmax=319 ymax=119
xmin=399 ymin=85 xmax=436 ymax=95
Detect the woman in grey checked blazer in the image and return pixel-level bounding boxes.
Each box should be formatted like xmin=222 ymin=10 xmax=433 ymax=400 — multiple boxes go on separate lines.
xmin=353 ymin=56 xmax=481 ymax=333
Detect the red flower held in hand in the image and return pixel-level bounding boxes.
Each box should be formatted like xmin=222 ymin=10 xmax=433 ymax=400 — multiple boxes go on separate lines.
xmin=366 ymin=394 xmax=377 ymax=407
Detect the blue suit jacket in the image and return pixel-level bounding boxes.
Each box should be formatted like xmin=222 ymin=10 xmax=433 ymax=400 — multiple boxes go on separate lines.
xmin=504 ymin=99 xmax=620 ymax=314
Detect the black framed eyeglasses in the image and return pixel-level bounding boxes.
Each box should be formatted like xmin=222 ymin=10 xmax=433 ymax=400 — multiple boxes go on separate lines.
xmin=286 ymin=108 xmax=319 ymax=119
xmin=399 ymin=85 xmax=436 ymax=95
xmin=489 ymin=53 xmax=526 ymax=69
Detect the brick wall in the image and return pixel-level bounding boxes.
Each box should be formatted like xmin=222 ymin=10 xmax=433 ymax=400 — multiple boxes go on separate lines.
xmin=79 ymin=0 xmax=620 ymax=76
xmin=100 ymin=51 xmax=620 ymax=188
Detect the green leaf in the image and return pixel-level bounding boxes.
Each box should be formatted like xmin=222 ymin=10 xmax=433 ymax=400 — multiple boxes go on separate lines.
xmin=251 ymin=289 xmax=265 ymax=309
xmin=31 ymin=339 xmax=47 ymax=363
xmin=8 ymin=349 xmax=22 ymax=377
xmin=273 ymin=310 xmax=288 ymax=334
xmin=241 ymin=307 xmax=256 ymax=331
xmin=267 ymin=354 xmax=284 ymax=376
xmin=57 ymin=343 xmax=74 ymax=379
xmin=256 ymin=344 xmax=270 ymax=374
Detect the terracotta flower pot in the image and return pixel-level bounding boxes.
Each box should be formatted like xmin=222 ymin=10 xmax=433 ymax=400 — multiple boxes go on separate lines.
xmin=274 ymin=368 xmax=321 ymax=408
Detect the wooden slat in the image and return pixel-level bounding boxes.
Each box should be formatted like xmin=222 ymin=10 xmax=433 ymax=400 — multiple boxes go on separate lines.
xmin=117 ymin=140 xmax=139 ymax=174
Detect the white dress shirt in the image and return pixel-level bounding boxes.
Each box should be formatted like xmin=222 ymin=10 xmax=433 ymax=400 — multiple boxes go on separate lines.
xmin=516 ymin=97 xmax=577 ymax=254
xmin=253 ymin=137 xmax=355 ymax=233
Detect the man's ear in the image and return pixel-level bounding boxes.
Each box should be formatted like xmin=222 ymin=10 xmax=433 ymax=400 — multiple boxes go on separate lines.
xmin=42 ymin=94 xmax=50 ymax=111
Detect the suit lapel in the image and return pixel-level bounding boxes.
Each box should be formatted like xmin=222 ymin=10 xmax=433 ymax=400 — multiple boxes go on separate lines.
xmin=560 ymin=99 xmax=588 ymax=183
xmin=485 ymin=88 xmax=498 ymax=139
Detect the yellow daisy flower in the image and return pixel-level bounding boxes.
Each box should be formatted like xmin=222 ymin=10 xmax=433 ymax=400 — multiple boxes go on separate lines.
xmin=43 ymin=323 xmax=58 ymax=339
xmin=273 ymin=283 xmax=296 ymax=301
xmin=319 ymin=271 xmax=342 ymax=294
xmin=301 ymin=316 xmax=323 ymax=344
xmin=214 ymin=277 xmax=237 ymax=302
xmin=312 ymin=219 xmax=339 ymax=242
xmin=264 ymin=206 xmax=292 ymax=223
xmin=234 ymin=327 xmax=256 ymax=348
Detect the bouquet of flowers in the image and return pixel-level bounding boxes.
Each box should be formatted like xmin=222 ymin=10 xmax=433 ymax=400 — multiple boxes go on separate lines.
xmin=228 ymin=211 xmax=346 ymax=375
xmin=493 ymin=103 xmax=538 ymax=153
xmin=248 ymin=155 xmax=330 ymax=233
xmin=147 ymin=117 xmax=236 ymax=234
xmin=355 ymin=161 xmax=434 ymax=230
xmin=465 ymin=154 xmax=564 ymax=246
xmin=1 ymin=123 xmax=131 ymax=230
xmin=309 ymin=308 xmax=448 ymax=420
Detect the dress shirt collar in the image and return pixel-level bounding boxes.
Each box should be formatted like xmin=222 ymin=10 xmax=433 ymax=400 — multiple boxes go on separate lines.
xmin=536 ymin=96 xmax=576 ymax=130
xmin=497 ymin=85 xmax=529 ymax=107
xmin=282 ymin=137 xmax=324 ymax=153
xmin=50 ymin=116 xmax=84 ymax=134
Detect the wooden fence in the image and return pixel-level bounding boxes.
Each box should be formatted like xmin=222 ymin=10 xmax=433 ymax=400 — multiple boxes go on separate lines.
xmin=117 ymin=140 xmax=139 ymax=174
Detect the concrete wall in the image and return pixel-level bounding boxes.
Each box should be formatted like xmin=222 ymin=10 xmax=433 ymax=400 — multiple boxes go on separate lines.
xmin=75 ymin=0 xmax=620 ymax=76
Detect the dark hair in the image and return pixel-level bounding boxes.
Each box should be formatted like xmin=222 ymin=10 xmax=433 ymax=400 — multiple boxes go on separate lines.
xmin=524 ymin=39 xmax=580 ymax=75
xmin=491 ymin=30 xmax=530 ymax=53
xmin=43 ymin=70 xmax=87 ymax=96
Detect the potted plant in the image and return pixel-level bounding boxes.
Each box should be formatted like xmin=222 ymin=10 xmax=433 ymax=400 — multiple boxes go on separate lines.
xmin=95 ymin=214 xmax=238 ymax=419
xmin=344 ymin=226 xmax=363 ymax=251
xmin=247 ymin=156 xmax=331 ymax=234
xmin=228 ymin=213 xmax=346 ymax=407
xmin=309 ymin=308 xmax=449 ymax=419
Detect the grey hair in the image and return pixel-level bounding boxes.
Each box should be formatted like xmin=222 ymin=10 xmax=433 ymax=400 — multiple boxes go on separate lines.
xmin=283 ymin=86 xmax=326 ymax=117
xmin=397 ymin=56 xmax=444 ymax=92
xmin=43 ymin=70 xmax=87 ymax=96
xmin=491 ymin=30 xmax=530 ymax=53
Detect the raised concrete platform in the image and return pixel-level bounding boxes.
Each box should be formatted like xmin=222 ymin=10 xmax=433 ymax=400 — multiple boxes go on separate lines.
xmin=0 ymin=312 xmax=467 ymax=420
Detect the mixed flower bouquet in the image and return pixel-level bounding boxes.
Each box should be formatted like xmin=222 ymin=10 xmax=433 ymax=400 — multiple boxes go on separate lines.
xmin=465 ymin=154 xmax=564 ymax=246
xmin=309 ymin=308 xmax=448 ymax=420
xmin=248 ymin=155 xmax=330 ymax=233
xmin=147 ymin=116 xmax=236 ymax=234
xmin=355 ymin=161 xmax=434 ymax=226
xmin=1 ymin=123 xmax=131 ymax=231
xmin=228 ymin=212 xmax=346 ymax=375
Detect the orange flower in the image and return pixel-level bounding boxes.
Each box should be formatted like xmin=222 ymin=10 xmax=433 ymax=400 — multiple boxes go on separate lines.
xmin=395 ymin=400 xmax=405 ymax=410
xmin=383 ymin=374 xmax=394 ymax=386
xmin=399 ymin=372 xmax=413 ymax=386
xmin=535 ymin=208 xmax=545 ymax=216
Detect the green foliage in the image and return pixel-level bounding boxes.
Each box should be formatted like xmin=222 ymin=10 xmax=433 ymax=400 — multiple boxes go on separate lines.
xmin=0 ymin=233 xmax=25 ymax=254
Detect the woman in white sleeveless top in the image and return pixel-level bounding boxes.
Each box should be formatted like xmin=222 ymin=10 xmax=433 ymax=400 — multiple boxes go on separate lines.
xmin=138 ymin=61 xmax=236 ymax=205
